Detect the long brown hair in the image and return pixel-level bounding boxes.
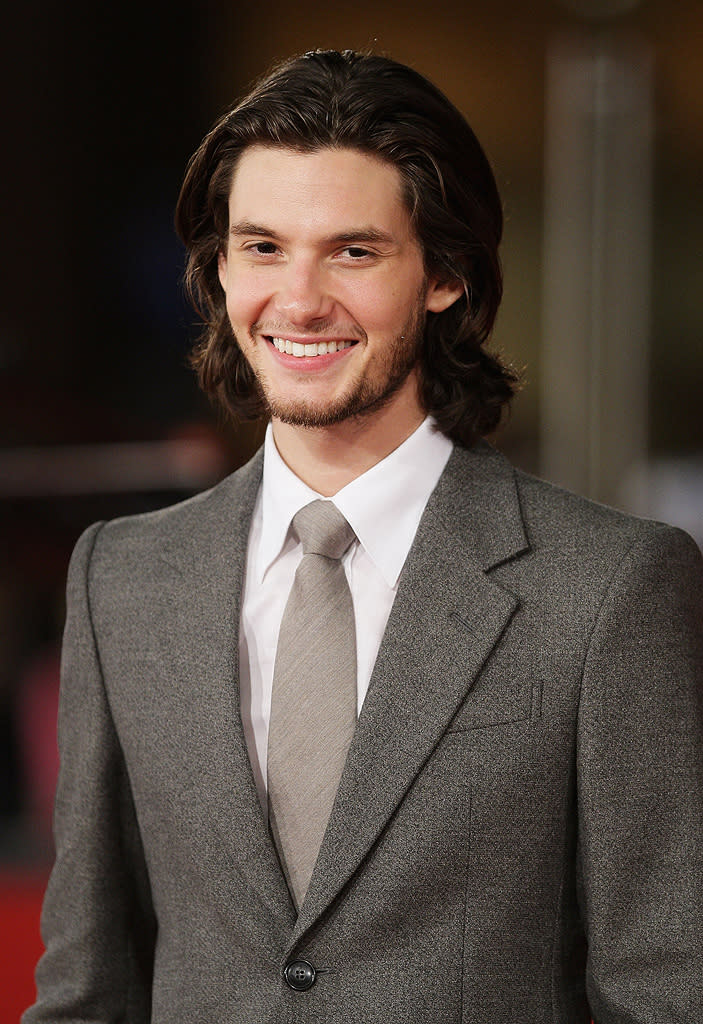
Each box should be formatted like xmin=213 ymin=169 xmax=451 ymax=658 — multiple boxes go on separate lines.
xmin=175 ymin=50 xmax=519 ymax=445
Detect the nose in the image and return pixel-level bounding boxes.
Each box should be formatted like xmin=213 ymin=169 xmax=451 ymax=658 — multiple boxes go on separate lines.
xmin=273 ymin=257 xmax=334 ymax=326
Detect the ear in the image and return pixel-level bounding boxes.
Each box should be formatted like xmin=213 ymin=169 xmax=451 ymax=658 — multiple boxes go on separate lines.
xmin=217 ymin=249 xmax=228 ymax=291
xmin=425 ymin=275 xmax=464 ymax=314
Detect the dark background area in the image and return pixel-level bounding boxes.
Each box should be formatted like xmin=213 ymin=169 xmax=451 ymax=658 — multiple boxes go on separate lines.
xmin=1 ymin=1 xmax=213 ymax=849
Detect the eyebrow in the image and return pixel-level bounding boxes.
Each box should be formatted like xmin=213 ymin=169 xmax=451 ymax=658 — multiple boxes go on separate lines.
xmin=228 ymin=221 xmax=397 ymax=246
xmin=229 ymin=221 xmax=280 ymax=239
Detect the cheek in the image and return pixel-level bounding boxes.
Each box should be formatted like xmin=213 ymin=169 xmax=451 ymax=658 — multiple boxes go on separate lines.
xmin=341 ymin=278 xmax=411 ymax=332
xmin=223 ymin=276 xmax=268 ymax=327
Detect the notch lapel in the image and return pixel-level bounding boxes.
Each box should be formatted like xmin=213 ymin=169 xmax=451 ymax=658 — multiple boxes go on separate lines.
xmin=157 ymin=449 xmax=296 ymax=927
xmin=289 ymin=443 xmax=529 ymax=946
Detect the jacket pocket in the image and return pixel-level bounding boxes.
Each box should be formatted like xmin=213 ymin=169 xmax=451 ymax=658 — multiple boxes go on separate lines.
xmin=447 ymin=678 xmax=543 ymax=731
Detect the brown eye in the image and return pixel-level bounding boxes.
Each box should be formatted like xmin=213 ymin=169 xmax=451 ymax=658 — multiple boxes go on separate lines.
xmin=250 ymin=241 xmax=278 ymax=255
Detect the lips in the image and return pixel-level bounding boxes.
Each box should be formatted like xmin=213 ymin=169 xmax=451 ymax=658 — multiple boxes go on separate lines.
xmin=269 ymin=337 xmax=355 ymax=358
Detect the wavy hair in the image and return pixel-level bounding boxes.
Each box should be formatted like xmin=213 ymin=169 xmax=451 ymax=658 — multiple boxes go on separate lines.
xmin=175 ymin=49 xmax=519 ymax=445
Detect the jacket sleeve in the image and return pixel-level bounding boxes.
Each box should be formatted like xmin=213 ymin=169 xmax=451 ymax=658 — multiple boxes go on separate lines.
xmin=576 ymin=524 xmax=703 ymax=1023
xmin=22 ymin=523 xmax=156 ymax=1024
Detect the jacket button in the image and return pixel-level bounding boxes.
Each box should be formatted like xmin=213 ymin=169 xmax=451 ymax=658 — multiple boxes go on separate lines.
xmin=283 ymin=959 xmax=316 ymax=991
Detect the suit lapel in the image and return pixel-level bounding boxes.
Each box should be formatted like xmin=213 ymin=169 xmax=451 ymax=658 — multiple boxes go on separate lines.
xmin=157 ymin=449 xmax=296 ymax=927
xmin=289 ymin=442 xmax=529 ymax=946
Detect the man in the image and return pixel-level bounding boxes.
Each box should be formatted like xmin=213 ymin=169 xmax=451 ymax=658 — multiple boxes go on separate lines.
xmin=25 ymin=50 xmax=703 ymax=1023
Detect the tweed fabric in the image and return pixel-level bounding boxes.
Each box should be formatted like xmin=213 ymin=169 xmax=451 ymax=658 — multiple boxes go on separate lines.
xmin=268 ymin=501 xmax=357 ymax=909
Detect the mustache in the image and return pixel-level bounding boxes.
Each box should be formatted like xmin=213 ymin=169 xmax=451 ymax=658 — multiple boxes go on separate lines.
xmin=250 ymin=320 xmax=367 ymax=342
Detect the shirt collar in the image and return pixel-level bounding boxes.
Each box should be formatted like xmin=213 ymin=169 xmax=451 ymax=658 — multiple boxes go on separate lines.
xmin=257 ymin=417 xmax=453 ymax=587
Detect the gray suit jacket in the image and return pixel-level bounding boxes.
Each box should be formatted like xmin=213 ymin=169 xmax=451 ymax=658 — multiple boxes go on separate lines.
xmin=24 ymin=441 xmax=703 ymax=1023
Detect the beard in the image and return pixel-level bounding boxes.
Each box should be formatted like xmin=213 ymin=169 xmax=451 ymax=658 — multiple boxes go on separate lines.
xmin=240 ymin=295 xmax=427 ymax=430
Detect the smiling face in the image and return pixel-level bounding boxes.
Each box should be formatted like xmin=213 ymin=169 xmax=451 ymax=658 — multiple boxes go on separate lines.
xmin=217 ymin=145 xmax=462 ymax=443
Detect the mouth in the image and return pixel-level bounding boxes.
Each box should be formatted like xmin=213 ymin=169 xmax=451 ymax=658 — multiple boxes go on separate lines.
xmin=268 ymin=336 xmax=357 ymax=358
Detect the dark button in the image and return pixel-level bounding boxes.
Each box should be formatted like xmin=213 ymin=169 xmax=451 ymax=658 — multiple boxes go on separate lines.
xmin=284 ymin=958 xmax=316 ymax=992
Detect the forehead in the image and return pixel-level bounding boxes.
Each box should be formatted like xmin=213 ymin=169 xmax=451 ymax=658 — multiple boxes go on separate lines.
xmin=227 ymin=144 xmax=412 ymax=235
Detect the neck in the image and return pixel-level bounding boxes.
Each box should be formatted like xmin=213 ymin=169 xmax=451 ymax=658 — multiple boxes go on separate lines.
xmin=271 ymin=394 xmax=426 ymax=496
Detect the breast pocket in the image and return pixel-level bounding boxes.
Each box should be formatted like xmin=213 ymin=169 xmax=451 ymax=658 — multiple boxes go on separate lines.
xmin=447 ymin=677 xmax=543 ymax=731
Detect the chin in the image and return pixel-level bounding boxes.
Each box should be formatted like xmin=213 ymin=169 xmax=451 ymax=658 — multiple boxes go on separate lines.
xmin=266 ymin=397 xmax=363 ymax=429
xmin=267 ymin=374 xmax=415 ymax=430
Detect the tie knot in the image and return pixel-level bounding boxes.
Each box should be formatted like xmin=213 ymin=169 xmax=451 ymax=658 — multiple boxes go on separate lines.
xmin=292 ymin=500 xmax=356 ymax=560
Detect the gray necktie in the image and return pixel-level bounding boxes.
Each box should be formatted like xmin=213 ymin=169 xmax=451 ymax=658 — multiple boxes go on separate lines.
xmin=267 ymin=500 xmax=357 ymax=909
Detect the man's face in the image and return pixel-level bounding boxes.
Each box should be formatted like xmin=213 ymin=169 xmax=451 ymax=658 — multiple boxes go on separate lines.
xmin=217 ymin=145 xmax=461 ymax=434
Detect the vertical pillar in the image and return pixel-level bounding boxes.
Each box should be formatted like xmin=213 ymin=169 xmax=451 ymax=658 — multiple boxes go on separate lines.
xmin=540 ymin=31 xmax=652 ymax=506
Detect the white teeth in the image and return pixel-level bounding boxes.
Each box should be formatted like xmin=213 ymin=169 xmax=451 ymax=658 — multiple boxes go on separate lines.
xmin=271 ymin=337 xmax=353 ymax=357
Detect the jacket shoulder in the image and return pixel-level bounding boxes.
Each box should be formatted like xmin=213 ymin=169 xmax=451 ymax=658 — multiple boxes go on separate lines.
xmin=514 ymin=464 xmax=700 ymax=561
xmin=72 ymin=448 xmax=263 ymax=572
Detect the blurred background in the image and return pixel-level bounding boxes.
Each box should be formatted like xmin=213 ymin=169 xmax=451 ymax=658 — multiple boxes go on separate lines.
xmin=1 ymin=0 xmax=701 ymax=1016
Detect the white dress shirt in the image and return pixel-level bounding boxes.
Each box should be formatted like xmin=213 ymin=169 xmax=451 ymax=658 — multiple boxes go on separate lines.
xmin=239 ymin=417 xmax=453 ymax=809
